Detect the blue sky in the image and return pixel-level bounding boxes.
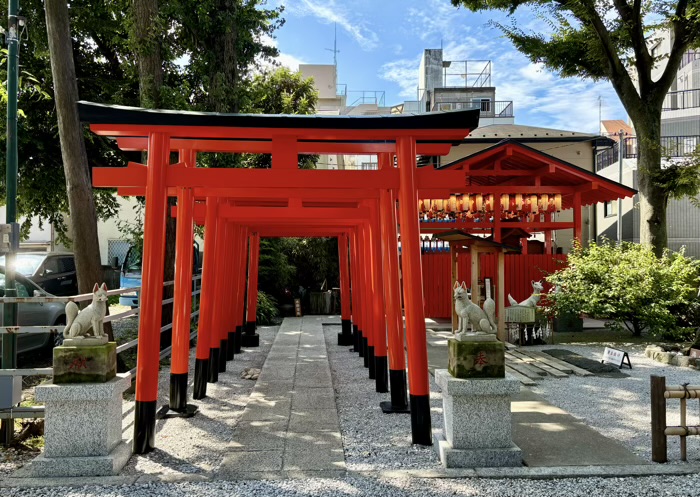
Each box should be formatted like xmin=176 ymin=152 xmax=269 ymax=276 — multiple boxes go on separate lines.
xmin=267 ymin=0 xmax=627 ymax=134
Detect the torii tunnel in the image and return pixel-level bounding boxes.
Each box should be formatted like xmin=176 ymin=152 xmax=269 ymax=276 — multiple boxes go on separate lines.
xmin=80 ymin=102 xmax=635 ymax=454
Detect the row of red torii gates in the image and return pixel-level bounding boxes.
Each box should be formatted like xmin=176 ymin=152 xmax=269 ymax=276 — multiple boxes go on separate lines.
xmin=81 ymin=102 xmax=634 ymax=454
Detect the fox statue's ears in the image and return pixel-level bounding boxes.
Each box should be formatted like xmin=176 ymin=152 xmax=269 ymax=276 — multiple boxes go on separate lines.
xmin=93 ymin=283 xmax=99 ymax=293
xmin=461 ymin=281 xmax=467 ymax=289
xmin=101 ymin=282 xmax=108 ymax=291
xmin=453 ymin=281 xmax=460 ymax=290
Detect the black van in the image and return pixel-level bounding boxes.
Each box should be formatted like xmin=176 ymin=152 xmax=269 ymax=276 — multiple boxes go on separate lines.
xmin=0 ymin=252 xmax=78 ymax=296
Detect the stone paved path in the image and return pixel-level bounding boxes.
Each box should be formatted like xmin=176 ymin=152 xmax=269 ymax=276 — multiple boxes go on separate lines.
xmin=219 ymin=317 xmax=345 ymax=479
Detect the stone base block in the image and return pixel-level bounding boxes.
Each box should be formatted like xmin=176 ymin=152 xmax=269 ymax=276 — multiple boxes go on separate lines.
xmin=241 ymin=333 xmax=260 ymax=347
xmin=434 ymin=432 xmax=521 ymax=468
xmin=17 ymin=441 xmax=131 ymax=477
xmin=448 ymin=338 xmax=504 ymax=379
xmin=36 ymin=375 xmax=130 ymax=459
xmin=53 ymin=342 xmax=117 ymax=384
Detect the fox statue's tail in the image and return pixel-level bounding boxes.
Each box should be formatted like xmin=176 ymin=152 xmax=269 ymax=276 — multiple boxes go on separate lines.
xmin=482 ymin=297 xmax=497 ymax=333
xmin=63 ymin=301 xmax=79 ymax=337
xmin=507 ymin=294 xmax=518 ymax=306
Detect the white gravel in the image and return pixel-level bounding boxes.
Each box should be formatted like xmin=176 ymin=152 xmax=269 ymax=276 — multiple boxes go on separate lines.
xmin=529 ymin=343 xmax=700 ymax=464
xmin=120 ymin=325 xmax=277 ymax=475
xmin=3 ymin=474 xmax=700 ymax=496
xmin=323 ymin=324 xmax=444 ymax=471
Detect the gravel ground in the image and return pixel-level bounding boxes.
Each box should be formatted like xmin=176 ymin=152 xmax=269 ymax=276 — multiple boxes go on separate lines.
xmin=121 ymin=325 xmax=277 ymax=475
xmin=324 ymin=324 xmax=444 ymax=471
xmin=3 ymin=474 xmax=700 ymax=496
xmin=529 ymin=343 xmax=700 ymax=464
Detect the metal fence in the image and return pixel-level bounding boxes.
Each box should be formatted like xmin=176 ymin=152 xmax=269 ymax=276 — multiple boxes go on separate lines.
xmin=0 ymin=276 xmax=201 ymax=426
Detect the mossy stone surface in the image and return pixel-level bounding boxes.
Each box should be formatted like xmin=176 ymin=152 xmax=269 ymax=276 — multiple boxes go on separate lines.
xmin=448 ymin=339 xmax=505 ymax=379
xmin=53 ymin=342 xmax=117 ymax=384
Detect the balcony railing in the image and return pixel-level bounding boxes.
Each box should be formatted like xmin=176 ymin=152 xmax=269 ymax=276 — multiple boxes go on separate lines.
xmin=662 ymin=89 xmax=700 ymax=111
xmin=347 ymin=90 xmax=385 ymax=107
xmin=596 ymin=135 xmax=700 ymax=170
xmin=432 ymin=100 xmax=514 ymax=118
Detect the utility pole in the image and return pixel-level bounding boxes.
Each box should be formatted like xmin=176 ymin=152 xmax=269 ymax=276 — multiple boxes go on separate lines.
xmin=617 ymin=129 xmax=625 ymax=244
xmin=1 ymin=0 xmax=21 ymax=447
xmin=325 ymin=23 xmax=340 ymax=66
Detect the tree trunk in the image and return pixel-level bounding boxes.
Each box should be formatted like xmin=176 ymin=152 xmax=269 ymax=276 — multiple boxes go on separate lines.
xmin=133 ymin=0 xmax=163 ymax=109
xmin=44 ymin=0 xmax=113 ymax=340
xmin=633 ymin=111 xmax=667 ymax=257
xmin=133 ymin=0 xmax=175 ymax=344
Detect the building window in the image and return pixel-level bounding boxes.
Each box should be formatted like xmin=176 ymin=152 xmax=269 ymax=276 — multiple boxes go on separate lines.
xmin=604 ymin=201 xmax=618 ymax=218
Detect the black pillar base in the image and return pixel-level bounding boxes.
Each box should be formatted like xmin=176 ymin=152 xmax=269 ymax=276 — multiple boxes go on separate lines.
xmin=387 ymin=369 xmax=410 ymax=411
xmin=169 ymin=373 xmax=188 ymax=412
xmin=157 ymin=403 xmax=198 ymax=420
xmin=234 ymin=325 xmax=243 ymax=354
xmin=351 ymin=324 xmax=359 ymax=352
xmin=338 ymin=319 xmax=353 ymax=346
xmin=409 ymin=394 xmax=433 ymax=446
xmin=362 ymin=337 xmax=369 ymax=366
xmin=208 ymin=348 xmax=220 ymax=383
xmin=226 ymin=331 xmax=236 ymax=361
xmin=357 ymin=330 xmax=364 ymax=356
xmin=218 ymin=340 xmax=227 ymax=372
xmin=241 ymin=332 xmax=260 ymax=347
xmin=374 ymin=355 xmax=388 ymax=393
xmin=133 ymin=400 xmax=157 ymax=454
xmin=193 ymin=358 xmax=209 ymax=399
xmin=368 ymin=346 xmax=376 ymax=379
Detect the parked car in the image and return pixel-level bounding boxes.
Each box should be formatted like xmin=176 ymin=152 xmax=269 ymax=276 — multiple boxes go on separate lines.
xmin=0 ymin=265 xmax=67 ymax=361
xmin=0 ymin=252 xmax=78 ymax=297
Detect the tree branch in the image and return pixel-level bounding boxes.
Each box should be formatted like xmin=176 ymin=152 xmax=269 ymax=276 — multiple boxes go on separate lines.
xmin=651 ymin=0 xmax=692 ymax=105
xmin=579 ymin=0 xmax=641 ymax=107
xmin=612 ymin=0 xmax=653 ymax=94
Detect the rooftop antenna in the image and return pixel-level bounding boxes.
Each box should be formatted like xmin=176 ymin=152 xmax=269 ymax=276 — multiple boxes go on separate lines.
xmin=325 ymin=23 xmax=340 ymax=66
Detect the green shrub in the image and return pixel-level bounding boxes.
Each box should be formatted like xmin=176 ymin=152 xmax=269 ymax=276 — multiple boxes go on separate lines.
xmin=256 ymin=290 xmax=279 ymax=325
xmin=546 ymin=240 xmax=700 ymax=337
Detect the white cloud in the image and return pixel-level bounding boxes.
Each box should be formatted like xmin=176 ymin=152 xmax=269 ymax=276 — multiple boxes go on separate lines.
xmin=379 ymin=55 xmax=423 ymax=99
xmin=288 ymin=0 xmax=379 ymax=51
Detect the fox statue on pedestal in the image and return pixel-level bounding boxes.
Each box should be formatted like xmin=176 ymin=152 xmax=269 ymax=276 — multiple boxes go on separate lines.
xmin=453 ymin=281 xmax=497 ymax=334
xmin=63 ymin=283 xmax=109 ymax=339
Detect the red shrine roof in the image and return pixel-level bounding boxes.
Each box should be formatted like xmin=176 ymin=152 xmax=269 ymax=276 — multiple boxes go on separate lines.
xmin=437 ymin=139 xmax=636 ymax=208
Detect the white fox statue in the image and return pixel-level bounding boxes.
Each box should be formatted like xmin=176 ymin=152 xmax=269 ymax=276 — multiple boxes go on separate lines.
xmin=63 ymin=283 xmax=109 ymax=339
xmin=507 ymin=280 xmax=544 ymax=307
xmin=453 ymin=281 xmax=497 ymax=334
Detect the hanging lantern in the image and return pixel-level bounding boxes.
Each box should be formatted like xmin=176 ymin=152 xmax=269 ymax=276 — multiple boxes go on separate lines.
xmin=418 ymin=199 xmax=427 ymax=213
xmin=430 ymin=199 xmax=441 ymax=212
xmin=474 ymin=194 xmax=483 ymax=212
xmin=500 ymin=194 xmax=510 ymax=211
xmin=515 ymin=193 xmax=523 ymax=211
xmin=554 ymin=193 xmax=562 ymax=212
xmin=449 ymin=194 xmax=458 ymax=213
xmin=530 ymin=194 xmax=539 ymax=213
xmin=461 ymin=194 xmax=471 ymax=212
xmin=485 ymin=194 xmax=494 ymax=212
xmin=538 ymin=194 xmax=549 ymax=212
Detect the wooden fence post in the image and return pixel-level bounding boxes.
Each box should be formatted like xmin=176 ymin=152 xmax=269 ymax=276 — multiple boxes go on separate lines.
xmin=651 ymin=375 xmax=667 ymax=463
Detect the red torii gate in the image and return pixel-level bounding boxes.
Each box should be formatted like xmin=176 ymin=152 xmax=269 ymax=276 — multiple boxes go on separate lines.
xmin=82 ymin=102 xmax=481 ymax=454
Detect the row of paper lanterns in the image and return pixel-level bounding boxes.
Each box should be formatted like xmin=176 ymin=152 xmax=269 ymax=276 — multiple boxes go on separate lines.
xmin=418 ymin=193 xmax=563 ymax=214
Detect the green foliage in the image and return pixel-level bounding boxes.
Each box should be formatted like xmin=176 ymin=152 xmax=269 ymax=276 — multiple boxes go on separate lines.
xmin=258 ymin=238 xmax=295 ymax=300
xmin=256 ymin=290 xmax=279 ymax=325
xmin=546 ymin=240 xmax=700 ymax=337
xmin=451 ymin=0 xmax=700 ymax=253
xmin=281 ymin=238 xmax=339 ymax=291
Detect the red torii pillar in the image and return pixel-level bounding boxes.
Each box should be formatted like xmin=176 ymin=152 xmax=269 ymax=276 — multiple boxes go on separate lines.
xmin=337 ymin=233 xmax=353 ymax=345
xmin=193 ymin=197 xmax=219 ymax=398
xmin=168 ymin=149 xmax=196 ymax=415
xmin=361 ymin=221 xmax=374 ymax=373
xmin=134 ymin=132 xmax=169 ymax=454
xmin=397 ymin=135 xmax=431 ymax=445
xmin=207 ymin=210 xmax=228 ymax=381
xmin=223 ymin=224 xmax=237 ymax=361
xmin=213 ymin=217 xmax=229 ymax=374
xmin=236 ymin=227 xmax=250 ymax=349
xmin=379 ymin=185 xmax=409 ymax=413
xmin=370 ymin=200 xmax=388 ymax=392
xmin=230 ymin=224 xmax=244 ymax=354
xmin=349 ymin=229 xmax=363 ymax=355
xmin=243 ymin=231 xmax=261 ymax=346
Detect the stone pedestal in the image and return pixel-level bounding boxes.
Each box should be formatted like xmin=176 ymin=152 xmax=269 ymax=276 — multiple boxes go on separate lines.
xmin=448 ymin=334 xmax=505 ymax=379
xmin=18 ymin=375 xmax=131 ymax=477
xmin=53 ymin=341 xmax=117 ymax=384
xmin=434 ymin=369 xmax=522 ymax=468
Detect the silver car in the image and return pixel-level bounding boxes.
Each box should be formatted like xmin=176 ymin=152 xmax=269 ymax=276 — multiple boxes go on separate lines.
xmin=0 ymin=265 xmax=67 ymax=359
